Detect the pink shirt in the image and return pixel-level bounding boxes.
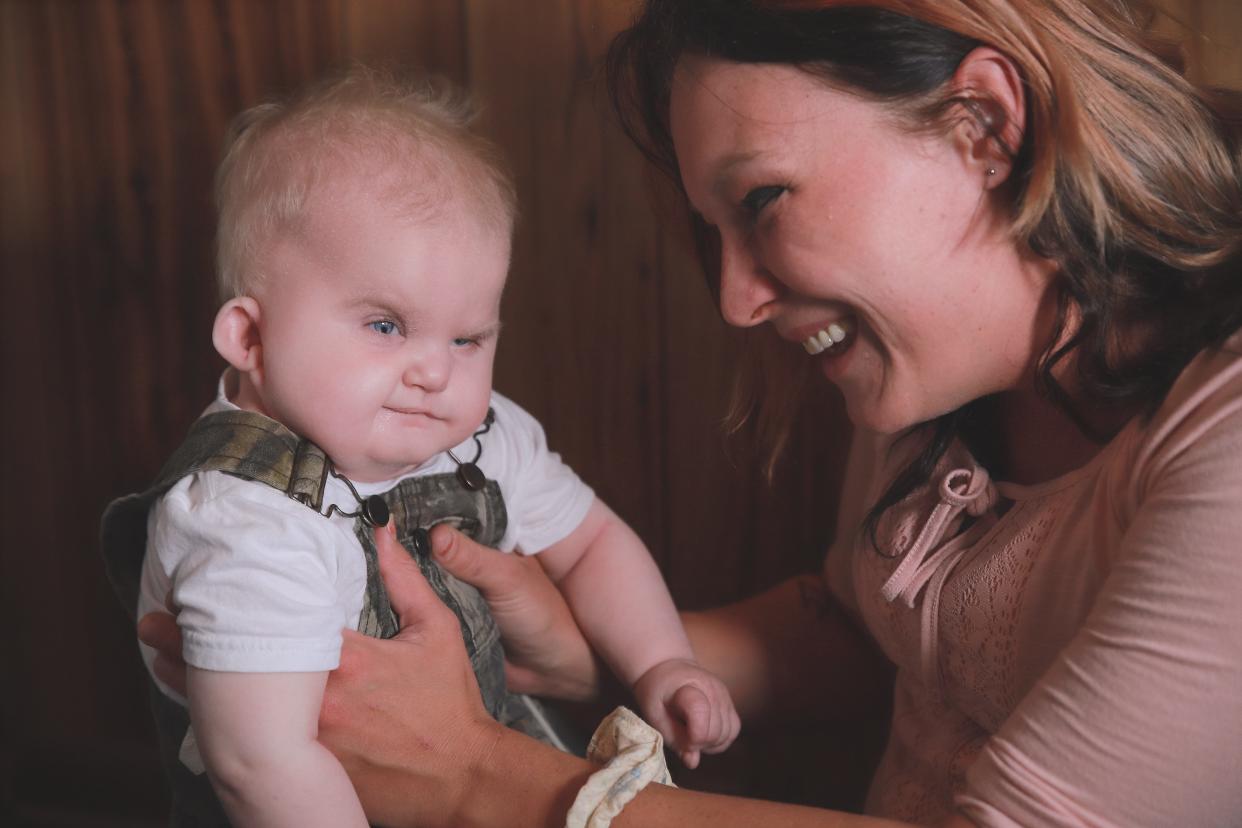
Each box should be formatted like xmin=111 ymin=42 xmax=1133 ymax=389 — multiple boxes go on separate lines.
xmin=825 ymin=335 xmax=1242 ymax=826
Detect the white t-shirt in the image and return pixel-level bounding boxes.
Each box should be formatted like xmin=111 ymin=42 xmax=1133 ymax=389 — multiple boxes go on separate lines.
xmin=138 ymin=383 xmax=594 ymax=702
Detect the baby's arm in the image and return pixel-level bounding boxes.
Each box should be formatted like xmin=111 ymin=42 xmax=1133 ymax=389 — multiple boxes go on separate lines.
xmin=188 ymin=668 xmax=367 ymax=827
xmin=537 ymin=498 xmax=740 ymax=767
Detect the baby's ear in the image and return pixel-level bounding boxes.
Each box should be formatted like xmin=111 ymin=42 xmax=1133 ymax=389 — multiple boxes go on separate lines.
xmin=212 ymin=297 xmax=263 ymax=374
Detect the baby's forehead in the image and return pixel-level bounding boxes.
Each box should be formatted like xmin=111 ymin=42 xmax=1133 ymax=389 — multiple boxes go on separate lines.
xmin=281 ymin=124 xmax=511 ymax=235
xmin=294 ymin=162 xmax=509 ymax=250
xmin=262 ymin=160 xmax=512 ymax=281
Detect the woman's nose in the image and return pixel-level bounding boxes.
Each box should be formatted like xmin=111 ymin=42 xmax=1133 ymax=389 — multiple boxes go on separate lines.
xmin=717 ymin=238 xmax=781 ymax=328
xmin=402 ymin=347 xmax=450 ymax=392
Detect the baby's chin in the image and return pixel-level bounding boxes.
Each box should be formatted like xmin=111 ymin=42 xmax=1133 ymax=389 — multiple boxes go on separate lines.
xmin=329 ymin=453 xmax=437 ymax=485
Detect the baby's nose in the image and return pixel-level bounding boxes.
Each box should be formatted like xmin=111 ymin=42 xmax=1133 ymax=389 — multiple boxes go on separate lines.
xmin=402 ymin=348 xmax=449 ymax=392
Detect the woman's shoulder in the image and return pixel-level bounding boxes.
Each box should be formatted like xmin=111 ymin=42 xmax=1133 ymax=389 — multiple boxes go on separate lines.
xmin=1134 ymin=332 xmax=1242 ymax=456
xmin=1112 ymin=331 xmax=1242 ymax=504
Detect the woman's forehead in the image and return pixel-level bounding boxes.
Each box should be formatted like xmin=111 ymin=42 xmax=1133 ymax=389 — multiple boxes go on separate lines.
xmin=669 ymin=57 xmax=876 ymax=180
xmin=671 ymin=57 xmax=862 ymax=140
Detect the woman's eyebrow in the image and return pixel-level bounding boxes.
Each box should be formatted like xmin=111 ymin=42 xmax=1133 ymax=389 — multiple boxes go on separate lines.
xmin=713 ymin=150 xmax=760 ymax=184
xmin=715 ymin=149 xmax=760 ymax=174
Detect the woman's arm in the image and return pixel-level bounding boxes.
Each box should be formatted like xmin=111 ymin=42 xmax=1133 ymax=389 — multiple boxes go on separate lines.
xmin=683 ymin=573 xmax=891 ymax=723
xmin=465 ymin=723 xmax=919 ymax=828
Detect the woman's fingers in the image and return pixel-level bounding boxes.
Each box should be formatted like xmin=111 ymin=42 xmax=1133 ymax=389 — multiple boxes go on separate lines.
xmin=136 ymin=610 xmax=187 ymax=695
xmin=136 ymin=610 xmax=182 ymax=657
xmin=375 ymin=521 xmax=454 ymax=635
xmin=430 ymin=522 xmax=552 ymax=619
xmin=429 ymin=522 xmax=513 ymax=591
xmin=430 ymin=524 xmax=602 ymax=700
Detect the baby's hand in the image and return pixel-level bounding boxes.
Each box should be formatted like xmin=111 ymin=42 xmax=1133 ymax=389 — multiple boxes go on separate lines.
xmin=632 ymin=658 xmax=740 ymax=769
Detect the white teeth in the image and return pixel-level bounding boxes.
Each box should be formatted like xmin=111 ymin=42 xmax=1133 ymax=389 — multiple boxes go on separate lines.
xmin=801 ymin=321 xmax=852 ymax=356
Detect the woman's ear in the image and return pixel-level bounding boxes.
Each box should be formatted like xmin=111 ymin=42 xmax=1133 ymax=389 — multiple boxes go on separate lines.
xmin=212 ymin=297 xmax=263 ymax=376
xmin=951 ymin=46 xmax=1027 ymax=188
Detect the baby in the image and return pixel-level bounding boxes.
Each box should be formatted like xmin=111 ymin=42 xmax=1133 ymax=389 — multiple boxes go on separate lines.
xmin=105 ymin=69 xmax=738 ymax=827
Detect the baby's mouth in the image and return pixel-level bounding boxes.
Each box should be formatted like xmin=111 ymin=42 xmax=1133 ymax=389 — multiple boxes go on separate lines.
xmin=801 ymin=319 xmax=855 ymax=355
xmin=384 ymin=406 xmax=438 ymax=419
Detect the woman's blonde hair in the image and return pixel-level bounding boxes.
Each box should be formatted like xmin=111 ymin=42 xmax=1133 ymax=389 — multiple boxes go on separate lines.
xmin=214 ymin=65 xmax=516 ymax=300
xmin=608 ymin=0 xmax=1242 ymax=508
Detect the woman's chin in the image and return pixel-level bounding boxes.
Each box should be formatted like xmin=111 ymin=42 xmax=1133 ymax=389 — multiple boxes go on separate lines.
xmin=839 ymin=390 xmax=922 ymax=437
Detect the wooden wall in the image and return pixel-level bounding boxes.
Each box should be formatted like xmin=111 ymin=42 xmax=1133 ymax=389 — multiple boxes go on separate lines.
xmin=1 ymin=1 xmax=1238 ymax=825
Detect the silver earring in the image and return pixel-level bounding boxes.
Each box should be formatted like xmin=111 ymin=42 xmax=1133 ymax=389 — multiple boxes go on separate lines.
xmin=986 ymin=167 xmax=997 ymax=177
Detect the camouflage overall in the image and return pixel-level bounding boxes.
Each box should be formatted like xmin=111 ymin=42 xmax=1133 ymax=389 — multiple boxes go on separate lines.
xmin=101 ymin=409 xmax=582 ymax=827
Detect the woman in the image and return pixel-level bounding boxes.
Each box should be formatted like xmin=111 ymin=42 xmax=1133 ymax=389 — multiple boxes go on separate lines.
xmin=142 ymin=0 xmax=1242 ymax=824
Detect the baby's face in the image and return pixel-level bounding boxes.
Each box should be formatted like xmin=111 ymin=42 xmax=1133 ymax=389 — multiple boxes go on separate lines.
xmin=249 ymin=182 xmax=509 ymax=482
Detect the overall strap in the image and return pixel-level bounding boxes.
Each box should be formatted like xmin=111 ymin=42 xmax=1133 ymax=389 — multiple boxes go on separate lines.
xmin=100 ymin=410 xmax=331 ymax=620
xmin=151 ymin=409 xmax=330 ymax=510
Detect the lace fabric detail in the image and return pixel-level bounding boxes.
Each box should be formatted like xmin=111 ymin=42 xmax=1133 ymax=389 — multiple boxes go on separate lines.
xmin=853 ymin=444 xmax=1099 ymax=821
xmin=866 ymin=684 xmax=987 ymax=825
xmin=877 ymin=463 xmax=999 ymax=698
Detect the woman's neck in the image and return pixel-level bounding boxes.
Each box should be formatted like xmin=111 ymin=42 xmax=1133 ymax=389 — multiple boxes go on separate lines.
xmin=984 ymin=388 xmax=1134 ymax=486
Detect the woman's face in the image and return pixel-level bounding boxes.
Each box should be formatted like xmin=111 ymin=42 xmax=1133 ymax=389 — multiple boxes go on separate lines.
xmin=670 ymin=55 xmax=1055 ymax=434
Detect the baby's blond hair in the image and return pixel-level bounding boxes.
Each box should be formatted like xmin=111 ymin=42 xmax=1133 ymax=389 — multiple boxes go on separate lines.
xmin=214 ymin=65 xmax=516 ymax=300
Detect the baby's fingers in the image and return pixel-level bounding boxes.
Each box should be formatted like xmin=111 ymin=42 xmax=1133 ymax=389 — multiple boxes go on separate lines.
xmin=702 ymin=703 xmax=742 ymax=755
xmin=670 ymin=683 xmax=712 ymax=744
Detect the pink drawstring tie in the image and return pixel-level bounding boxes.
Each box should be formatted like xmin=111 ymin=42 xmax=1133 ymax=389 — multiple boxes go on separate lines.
xmin=880 ymin=465 xmax=999 ymax=696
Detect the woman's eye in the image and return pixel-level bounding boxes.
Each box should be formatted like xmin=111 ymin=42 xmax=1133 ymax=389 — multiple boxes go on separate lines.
xmin=741 ymin=185 xmax=785 ymax=217
xmin=453 ymin=337 xmax=478 ymax=348
xmin=369 ymin=320 xmax=398 ymax=335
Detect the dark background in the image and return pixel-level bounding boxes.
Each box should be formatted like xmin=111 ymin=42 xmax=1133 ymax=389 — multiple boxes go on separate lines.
xmin=2 ymin=1 xmax=1238 ymax=825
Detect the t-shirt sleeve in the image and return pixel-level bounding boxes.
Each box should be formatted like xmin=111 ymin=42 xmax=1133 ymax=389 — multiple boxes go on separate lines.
xmin=148 ymin=472 xmax=362 ymax=673
xmin=484 ymin=393 xmax=595 ymax=555
xmin=956 ymin=364 xmax=1242 ymax=826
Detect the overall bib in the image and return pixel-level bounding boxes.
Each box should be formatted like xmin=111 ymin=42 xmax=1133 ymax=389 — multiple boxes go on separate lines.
xmin=101 ymin=409 xmax=582 ymax=827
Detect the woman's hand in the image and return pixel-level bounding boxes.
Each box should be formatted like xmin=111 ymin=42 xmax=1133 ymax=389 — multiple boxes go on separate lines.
xmin=429 ymin=524 xmax=602 ymax=701
xmin=136 ymin=605 xmax=186 ymax=695
xmin=318 ymin=521 xmax=504 ymax=826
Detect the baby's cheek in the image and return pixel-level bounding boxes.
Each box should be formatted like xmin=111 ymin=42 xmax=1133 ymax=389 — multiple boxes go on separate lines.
xmin=456 ymin=365 xmax=496 ymax=423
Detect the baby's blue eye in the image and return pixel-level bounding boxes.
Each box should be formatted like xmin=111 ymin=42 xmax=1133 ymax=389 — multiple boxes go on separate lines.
xmin=370 ymin=320 xmax=398 ymax=335
xmin=741 ymin=185 xmax=785 ymax=216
